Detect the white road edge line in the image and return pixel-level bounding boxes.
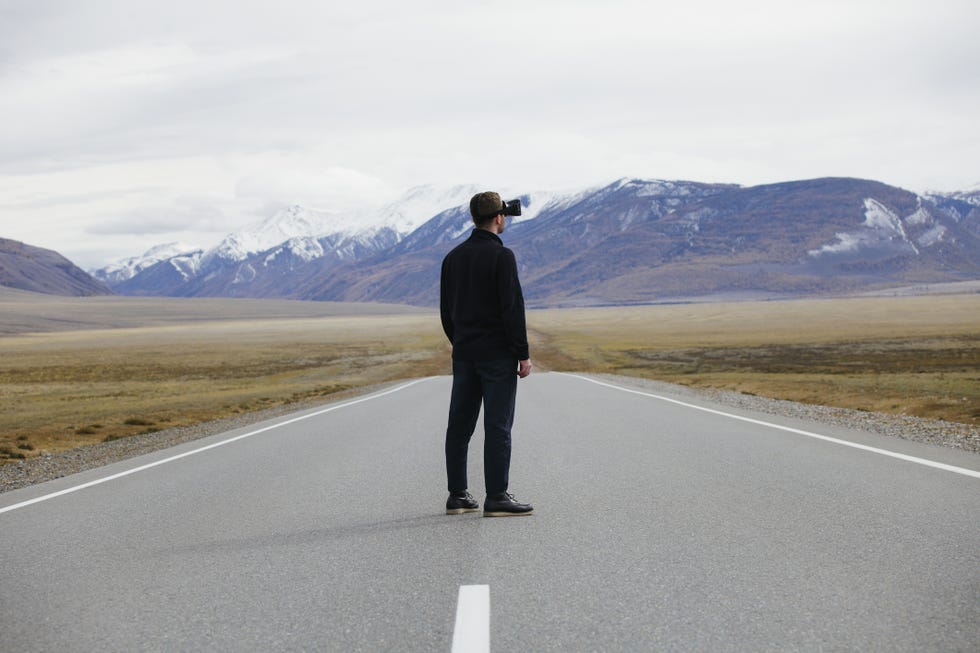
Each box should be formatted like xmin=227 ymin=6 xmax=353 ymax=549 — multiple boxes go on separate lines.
xmin=561 ymin=373 xmax=980 ymax=480
xmin=0 ymin=378 xmax=432 ymax=515
xmin=452 ymin=584 xmax=490 ymax=653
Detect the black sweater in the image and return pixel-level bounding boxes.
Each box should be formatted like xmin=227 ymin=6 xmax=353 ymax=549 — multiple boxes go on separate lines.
xmin=440 ymin=229 xmax=529 ymax=361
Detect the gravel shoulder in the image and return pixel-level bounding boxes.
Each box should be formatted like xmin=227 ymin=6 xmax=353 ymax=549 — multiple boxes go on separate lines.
xmin=3 ymin=373 xmax=978 ymax=494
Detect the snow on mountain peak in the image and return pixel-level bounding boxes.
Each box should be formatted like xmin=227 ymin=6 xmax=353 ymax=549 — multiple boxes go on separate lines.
xmin=208 ymin=205 xmax=341 ymax=262
xmin=373 ymin=184 xmax=484 ymax=233
xmin=208 ymin=186 xmax=493 ymax=265
xmin=369 ymin=183 xmax=575 ymax=233
xmin=93 ymin=241 xmax=201 ymax=283
xmin=101 ymin=180 xmax=679 ymax=281
xmin=264 ymin=236 xmax=325 ymax=266
xmin=248 ymin=205 xmax=337 ymax=243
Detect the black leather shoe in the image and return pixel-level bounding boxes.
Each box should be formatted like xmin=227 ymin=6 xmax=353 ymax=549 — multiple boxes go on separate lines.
xmin=483 ymin=492 xmax=534 ymax=517
xmin=446 ymin=491 xmax=479 ymax=514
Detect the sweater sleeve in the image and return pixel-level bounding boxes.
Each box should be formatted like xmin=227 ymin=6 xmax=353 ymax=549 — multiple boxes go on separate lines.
xmin=439 ymin=256 xmax=454 ymax=344
xmin=497 ymin=248 xmax=529 ymax=360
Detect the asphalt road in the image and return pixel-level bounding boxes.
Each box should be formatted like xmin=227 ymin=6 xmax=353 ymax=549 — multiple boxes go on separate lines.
xmin=1 ymin=373 xmax=978 ymax=652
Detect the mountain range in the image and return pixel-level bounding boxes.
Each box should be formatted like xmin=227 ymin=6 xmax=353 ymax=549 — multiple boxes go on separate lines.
xmin=88 ymin=177 xmax=980 ymax=307
xmin=4 ymin=177 xmax=977 ymax=303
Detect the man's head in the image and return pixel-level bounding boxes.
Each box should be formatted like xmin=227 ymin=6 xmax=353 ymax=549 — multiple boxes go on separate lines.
xmin=470 ymin=191 xmax=505 ymax=229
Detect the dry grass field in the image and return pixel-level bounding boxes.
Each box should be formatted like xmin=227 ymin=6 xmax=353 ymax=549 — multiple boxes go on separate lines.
xmin=0 ymin=311 xmax=450 ymax=462
xmin=1 ymin=291 xmax=978 ymax=464
xmin=528 ymin=294 xmax=980 ymax=426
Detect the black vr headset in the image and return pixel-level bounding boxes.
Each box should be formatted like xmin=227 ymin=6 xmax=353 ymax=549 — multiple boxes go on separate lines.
xmin=480 ymin=199 xmax=522 ymax=220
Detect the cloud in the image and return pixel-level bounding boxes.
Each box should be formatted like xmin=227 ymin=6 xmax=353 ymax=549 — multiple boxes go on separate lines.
xmin=233 ymin=159 xmax=393 ymax=212
xmin=0 ymin=0 xmax=978 ymax=268
xmin=83 ymin=195 xmax=230 ymax=236
xmin=0 ymin=40 xmax=307 ymax=173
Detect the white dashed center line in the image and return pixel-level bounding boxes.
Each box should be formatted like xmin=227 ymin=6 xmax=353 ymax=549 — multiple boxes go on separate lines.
xmin=452 ymin=584 xmax=490 ymax=653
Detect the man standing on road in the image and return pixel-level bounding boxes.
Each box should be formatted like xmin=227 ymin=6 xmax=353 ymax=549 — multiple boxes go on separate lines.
xmin=440 ymin=191 xmax=534 ymax=517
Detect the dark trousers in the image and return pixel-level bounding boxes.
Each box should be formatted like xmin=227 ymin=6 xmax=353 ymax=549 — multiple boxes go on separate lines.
xmin=445 ymin=357 xmax=517 ymax=496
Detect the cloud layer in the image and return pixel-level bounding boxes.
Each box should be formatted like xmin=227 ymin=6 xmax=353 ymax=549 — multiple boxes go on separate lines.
xmin=1 ymin=0 xmax=978 ymax=267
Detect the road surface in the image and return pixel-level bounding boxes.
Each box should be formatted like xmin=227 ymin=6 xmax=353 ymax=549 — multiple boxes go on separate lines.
xmin=1 ymin=373 xmax=978 ymax=651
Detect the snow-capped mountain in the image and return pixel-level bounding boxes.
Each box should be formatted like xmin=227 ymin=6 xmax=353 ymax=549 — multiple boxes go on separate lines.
xmin=102 ymin=185 xmax=502 ymax=297
xmin=202 ymin=205 xmax=339 ymax=266
xmin=97 ymin=177 xmax=980 ymax=305
xmin=371 ymin=184 xmax=483 ymax=233
xmin=927 ymin=183 xmax=980 ymax=204
xmin=92 ymin=186 xmax=472 ymax=290
xmin=93 ymin=242 xmax=201 ymax=285
xmin=300 ymin=177 xmax=980 ymax=306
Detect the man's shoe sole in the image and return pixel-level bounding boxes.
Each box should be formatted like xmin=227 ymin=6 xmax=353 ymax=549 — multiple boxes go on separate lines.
xmin=446 ymin=507 xmax=479 ymax=515
xmin=483 ymin=510 xmax=534 ymax=517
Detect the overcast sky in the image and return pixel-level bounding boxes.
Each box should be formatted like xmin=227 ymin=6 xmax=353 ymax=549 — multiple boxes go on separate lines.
xmin=1 ymin=0 xmax=978 ymax=268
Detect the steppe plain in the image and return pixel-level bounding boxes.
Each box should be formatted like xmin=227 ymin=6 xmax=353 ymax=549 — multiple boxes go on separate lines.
xmin=1 ymin=286 xmax=978 ymax=467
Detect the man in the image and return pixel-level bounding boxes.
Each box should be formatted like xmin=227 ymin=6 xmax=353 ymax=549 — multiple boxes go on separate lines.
xmin=440 ymin=191 xmax=534 ymax=517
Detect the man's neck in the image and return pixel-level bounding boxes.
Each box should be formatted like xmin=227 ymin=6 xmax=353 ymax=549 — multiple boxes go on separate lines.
xmin=477 ymin=225 xmax=503 ymax=236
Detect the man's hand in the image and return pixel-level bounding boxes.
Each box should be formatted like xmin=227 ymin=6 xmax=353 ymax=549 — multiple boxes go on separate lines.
xmin=517 ymin=359 xmax=532 ymax=378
